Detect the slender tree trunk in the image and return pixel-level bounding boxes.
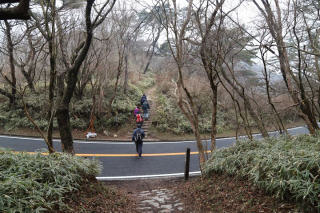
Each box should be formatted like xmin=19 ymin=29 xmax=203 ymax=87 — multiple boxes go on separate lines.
xmin=176 ymin=72 xmax=206 ymax=167
xmin=194 ymin=121 xmax=205 ymax=163
xmin=20 ymin=66 xmax=36 ymax=92
xmin=233 ymin=96 xmax=240 ymax=140
xmin=314 ymin=52 xmax=320 ymax=121
xmin=98 ymin=84 xmax=104 ymax=116
xmin=56 ymin=106 xmax=74 ymax=153
xmin=254 ymin=0 xmax=318 ymax=134
xmin=218 ymin=74 xmax=253 ymax=140
xmin=4 ymin=20 xmax=16 ymax=108
xmin=220 ymin=66 xmax=269 ymax=138
xmin=210 ymin=84 xmax=218 ymax=151
xmin=46 ymin=0 xmax=56 ymax=153
xmin=123 ymin=53 xmax=128 ymax=94
xmin=107 ymin=61 xmax=122 ymax=118
xmin=143 ymin=28 xmax=161 ymax=74
xmin=56 ymin=0 xmax=99 ymax=153
xmin=260 ymin=47 xmax=287 ymax=135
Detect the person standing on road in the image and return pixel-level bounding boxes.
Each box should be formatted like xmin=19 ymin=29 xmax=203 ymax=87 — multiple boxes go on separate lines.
xmin=142 ymin=100 xmax=150 ymax=120
xmin=132 ymin=124 xmax=145 ymax=157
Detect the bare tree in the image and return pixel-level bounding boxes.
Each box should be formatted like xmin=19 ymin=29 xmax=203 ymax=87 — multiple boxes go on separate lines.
xmin=192 ymin=0 xmax=226 ymax=151
xmin=253 ymin=0 xmax=319 ymax=134
xmin=55 ymin=0 xmax=116 ymax=154
xmin=2 ymin=20 xmax=17 ymax=108
xmin=160 ymin=0 xmax=207 ymax=167
xmin=138 ymin=4 xmax=165 ymax=74
xmin=258 ymin=32 xmax=287 ymax=134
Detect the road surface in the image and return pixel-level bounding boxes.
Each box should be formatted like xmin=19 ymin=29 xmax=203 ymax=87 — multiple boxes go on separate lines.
xmin=0 ymin=126 xmax=309 ymax=180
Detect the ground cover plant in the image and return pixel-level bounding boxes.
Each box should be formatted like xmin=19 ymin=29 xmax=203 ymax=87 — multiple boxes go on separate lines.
xmin=0 ymin=148 xmax=101 ymax=212
xmin=203 ymin=134 xmax=320 ymax=211
xmin=0 ymin=83 xmax=144 ymax=133
xmin=152 ymin=92 xmax=230 ymax=135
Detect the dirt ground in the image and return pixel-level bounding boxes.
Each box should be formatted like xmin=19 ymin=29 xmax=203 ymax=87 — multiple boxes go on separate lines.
xmin=66 ymin=175 xmax=300 ymax=213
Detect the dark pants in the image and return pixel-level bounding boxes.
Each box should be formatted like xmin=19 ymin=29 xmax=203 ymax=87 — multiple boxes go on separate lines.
xmin=143 ymin=109 xmax=149 ymax=120
xmin=136 ymin=121 xmax=143 ymax=126
xmin=135 ymin=141 xmax=143 ymax=157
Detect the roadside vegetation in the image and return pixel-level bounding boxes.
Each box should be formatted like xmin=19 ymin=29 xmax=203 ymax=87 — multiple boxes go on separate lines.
xmin=1 ymin=0 xmax=320 ymax=211
xmin=152 ymin=89 xmax=229 ymax=135
xmin=203 ymin=134 xmax=320 ymax=211
xmin=0 ymin=79 xmax=150 ymax=134
xmin=0 ymin=148 xmax=135 ymax=212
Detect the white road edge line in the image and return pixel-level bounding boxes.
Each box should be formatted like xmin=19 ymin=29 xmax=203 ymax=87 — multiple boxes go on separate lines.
xmin=0 ymin=125 xmax=308 ymax=145
xmin=96 ymin=171 xmax=201 ymax=181
xmin=0 ymin=135 xmax=197 ymax=144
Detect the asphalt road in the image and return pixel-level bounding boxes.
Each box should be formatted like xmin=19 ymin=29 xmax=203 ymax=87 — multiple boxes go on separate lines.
xmin=0 ymin=125 xmax=309 ymax=180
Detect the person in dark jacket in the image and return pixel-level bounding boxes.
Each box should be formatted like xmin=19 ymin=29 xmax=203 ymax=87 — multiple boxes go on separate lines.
xmin=140 ymin=94 xmax=147 ymax=105
xmin=132 ymin=124 xmax=145 ymax=157
xmin=142 ymin=100 xmax=150 ymax=120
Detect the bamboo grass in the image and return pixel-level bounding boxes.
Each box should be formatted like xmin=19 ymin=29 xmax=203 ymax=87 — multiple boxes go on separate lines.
xmin=204 ymin=134 xmax=320 ymax=211
xmin=0 ymin=150 xmax=101 ymax=212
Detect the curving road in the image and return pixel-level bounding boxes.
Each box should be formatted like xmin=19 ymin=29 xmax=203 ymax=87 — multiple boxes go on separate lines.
xmin=0 ymin=126 xmax=309 ymax=180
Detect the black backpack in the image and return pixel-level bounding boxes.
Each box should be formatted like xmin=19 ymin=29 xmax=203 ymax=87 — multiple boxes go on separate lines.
xmin=135 ymin=129 xmax=143 ymax=143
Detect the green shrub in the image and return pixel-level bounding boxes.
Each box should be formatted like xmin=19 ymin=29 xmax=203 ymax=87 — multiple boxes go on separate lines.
xmin=153 ymin=93 xmax=228 ymax=135
xmin=0 ymin=150 xmax=101 ymax=212
xmin=0 ymin=83 xmax=144 ymax=132
xmin=134 ymin=73 xmax=155 ymax=90
xmin=203 ymin=134 xmax=320 ymax=210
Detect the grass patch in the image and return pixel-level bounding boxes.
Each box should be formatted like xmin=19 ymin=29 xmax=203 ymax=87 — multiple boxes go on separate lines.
xmin=203 ymin=134 xmax=320 ymax=211
xmin=0 ymin=150 xmax=101 ymax=212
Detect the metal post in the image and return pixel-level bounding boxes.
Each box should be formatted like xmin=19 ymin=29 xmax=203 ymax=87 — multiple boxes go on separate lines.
xmin=185 ymin=147 xmax=190 ymax=181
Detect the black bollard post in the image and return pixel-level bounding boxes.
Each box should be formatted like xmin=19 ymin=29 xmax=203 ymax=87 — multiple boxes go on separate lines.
xmin=185 ymin=147 xmax=190 ymax=181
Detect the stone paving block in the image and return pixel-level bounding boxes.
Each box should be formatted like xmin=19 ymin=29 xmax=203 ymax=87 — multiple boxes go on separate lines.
xmin=138 ymin=192 xmax=151 ymax=197
xmin=159 ymin=210 xmax=171 ymax=213
xmin=160 ymin=204 xmax=173 ymax=209
xmin=137 ymin=206 xmax=152 ymax=211
xmin=141 ymin=200 xmax=160 ymax=208
xmin=137 ymin=187 xmax=185 ymax=212
xmin=153 ymin=196 xmax=165 ymax=203
xmin=139 ymin=191 xmax=150 ymax=194
xmin=174 ymin=202 xmax=183 ymax=207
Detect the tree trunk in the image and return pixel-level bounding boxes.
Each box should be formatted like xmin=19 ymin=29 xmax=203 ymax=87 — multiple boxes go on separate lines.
xmin=20 ymin=66 xmax=36 ymax=92
xmin=123 ymin=53 xmax=128 ymax=94
xmin=254 ymin=0 xmax=319 ymax=134
xmin=176 ymin=75 xmax=206 ymax=168
xmin=194 ymin=122 xmax=206 ymax=167
xmin=56 ymin=0 xmax=98 ymax=154
xmin=4 ymin=20 xmax=16 ymax=108
xmin=218 ymin=74 xmax=253 ymax=140
xmin=210 ymin=83 xmax=217 ymax=151
xmin=56 ymin=105 xmax=74 ymax=153
xmin=108 ymin=48 xmax=124 ymax=117
xmin=143 ymin=28 xmax=161 ymax=74
xmin=220 ymin=66 xmax=269 ymax=138
xmin=260 ymin=47 xmax=287 ymax=135
xmin=46 ymin=0 xmax=57 ymax=153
